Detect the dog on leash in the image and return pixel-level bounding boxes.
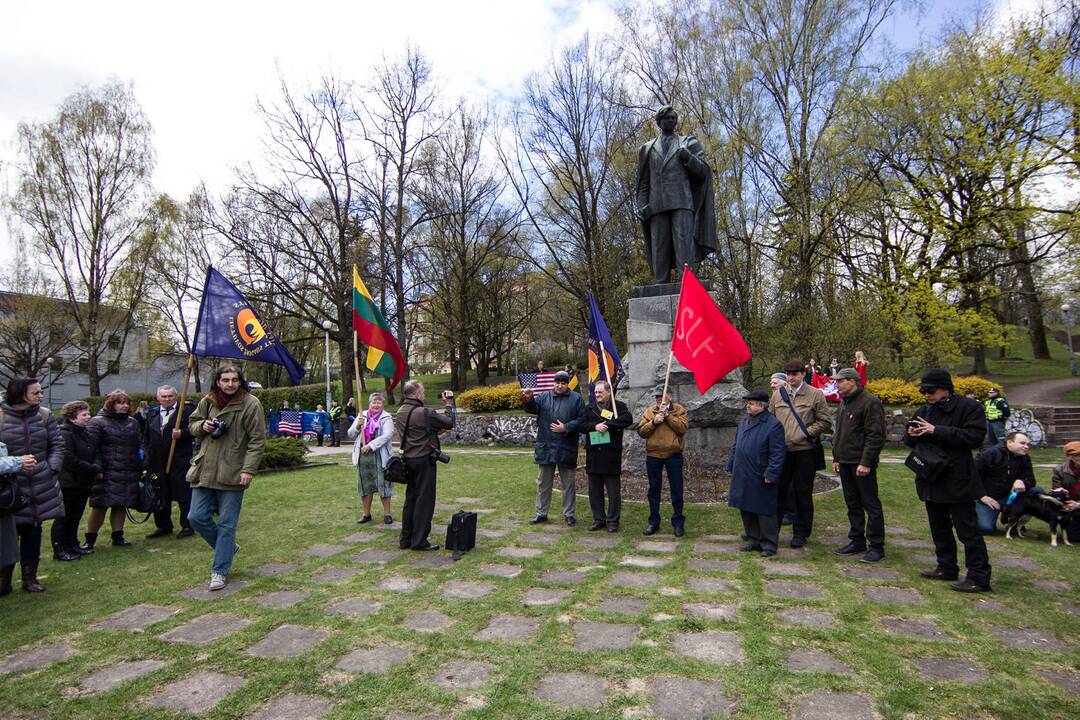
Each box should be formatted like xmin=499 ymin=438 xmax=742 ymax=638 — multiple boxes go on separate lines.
xmin=1000 ymin=492 xmax=1075 ymax=547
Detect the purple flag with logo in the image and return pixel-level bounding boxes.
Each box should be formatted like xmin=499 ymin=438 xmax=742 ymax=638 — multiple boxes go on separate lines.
xmin=192 ymin=266 xmax=305 ymax=385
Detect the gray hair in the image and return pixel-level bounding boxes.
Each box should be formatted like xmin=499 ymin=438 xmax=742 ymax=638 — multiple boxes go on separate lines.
xmin=594 ymin=380 xmax=611 ymax=393
xmin=156 ymin=385 xmax=177 ymax=394
xmin=368 ymin=391 xmax=386 ymax=403
xmin=403 ymin=380 xmax=423 ymax=399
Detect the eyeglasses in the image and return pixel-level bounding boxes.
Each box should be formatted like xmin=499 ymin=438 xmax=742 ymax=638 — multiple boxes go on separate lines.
xmin=918 ymin=387 xmax=936 ymax=394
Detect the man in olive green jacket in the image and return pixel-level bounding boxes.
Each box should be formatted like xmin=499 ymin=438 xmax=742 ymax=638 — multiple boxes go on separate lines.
xmin=831 ymin=368 xmax=886 ymax=562
xmin=187 ymin=365 xmax=266 ymax=591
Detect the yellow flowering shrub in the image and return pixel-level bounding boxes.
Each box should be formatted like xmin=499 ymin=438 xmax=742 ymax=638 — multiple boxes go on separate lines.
xmin=458 ymin=382 xmax=524 ymax=412
xmin=953 ymin=375 xmax=994 ymax=400
xmin=866 ymin=378 xmax=923 ymax=406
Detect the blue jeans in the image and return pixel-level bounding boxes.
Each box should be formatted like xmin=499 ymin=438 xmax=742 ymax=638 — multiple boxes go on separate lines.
xmin=975 ymin=499 xmax=999 ymax=535
xmin=188 ymin=487 xmax=245 ymax=575
xmin=646 ymin=454 xmax=684 ymax=528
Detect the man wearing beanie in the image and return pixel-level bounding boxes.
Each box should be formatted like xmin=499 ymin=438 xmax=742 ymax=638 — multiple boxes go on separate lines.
xmin=904 ymin=368 xmax=992 ymax=592
xmin=522 ymin=370 xmax=584 ymax=526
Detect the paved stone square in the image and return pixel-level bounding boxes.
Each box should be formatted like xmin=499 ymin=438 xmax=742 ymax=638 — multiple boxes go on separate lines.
xmin=687 ymin=577 xmax=735 ymax=594
xmin=475 ymin=614 xmax=540 ymax=642
xmin=350 ymin=548 xmax=403 ymax=563
xmin=304 ymin=543 xmax=349 ymax=557
xmin=254 ymin=590 xmax=310 ymax=609
xmin=688 ymin=558 xmax=739 ymax=572
xmin=790 ymin=689 xmax=875 ymax=720
xmin=246 ymin=624 xmax=329 ymax=658
xmin=534 ymin=671 xmax=609 ymax=709
xmin=672 ymin=630 xmax=743 ymax=663
xmin=539 ymin=568 xmax=589 ymax=584
xmin=522 ymin=587 xmax=572 ymax=607
xmin=379 ymin=575 xmax=422 ymax=592
xmin=432 ymin=660 xmax=494 ymax=690
xmin=158 ymin=613 xmax=251 ymax=644
xmin=336 ymin=646 xmax=412 ymax=673
xmin=784 ymin=649 xmax=850 ymax=673
xmin=246 ymin=693 xmax=334 ymax=720
xmin=325 ymin=597 xmax=383 ymax=618
xmin=565 ymin=550 xmax=606 ymax=563
xmin=0 ymin=644 xmax=75 ymax=676
xmin=766 ymin=580 xmax=824 ymax=599
xmin=146 ymin=671 xmax=246 ymax=714
xmin=311 ymin=566 xmax=360 ymax=583
xmin=648 ymin=676 xmax=735 ymax=719
xmin=862 ymin=586 xmax=923 ymax=605
xmin=74 ymin=659 xmax=167 ymax=696
xmin=608 ymin=571 xmax=660 ymax=588
xmin=880 ymin=616 xmax=951 ymax=641
xmin=683 ymin=602 xmax=737 ymax=621
xmin=405 ymin=610 xmax=453 ymax=632
xmin=478 ymin=563 xmax=523 ymax=578
xmin=441 ymin=579 xmax=495 ymax=598
xmin=255 ymin=562 xmax=298 ymax=576
xmin=572 ymin=620 xmax=639 ymax=650
xmin=93 ymin=604 xmax=180 ymax=632
xmin=776 ymin=607 xmax=836 ymax=628
xmin=578 ymin=536 xmax=620 ymax=548
xmin=599 ymin=596 xmax=647 ymax=615
xmin=620 ymin=554 xmax=671 ymax=568
xmin=988 ymin=625 xmax=1067 ymax=651
xmin=910 ymin=657 xmax=988 ymax=684
xmin=496 ymin=546 xmax=544 ymax=559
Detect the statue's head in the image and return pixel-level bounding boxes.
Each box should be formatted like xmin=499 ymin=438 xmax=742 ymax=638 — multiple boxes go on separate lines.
xmin=654 ymin=105 xmax=678 ymax=128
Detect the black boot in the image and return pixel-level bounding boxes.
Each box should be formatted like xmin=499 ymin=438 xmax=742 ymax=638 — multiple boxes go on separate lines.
xmin=72 ymin=543 xmax=93 ymax=555
xmin=111 ymin=531 xmax=132 ymax=547
xmin=52 ymin=542 xmax=80 ymax=562
xmin=0 ymin=564 xmax=14 ymax=596
xmin=21 ymin=559 xmax=44 ymax=593
xmin=84 ymin=531 xmax=98 ymax=550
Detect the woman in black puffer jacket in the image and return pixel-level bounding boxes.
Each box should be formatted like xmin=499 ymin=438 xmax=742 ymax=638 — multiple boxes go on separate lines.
xmin=86 ymin=389 xmax=146 ymax=548
xmin=50 ymin=401 xmax=100 ymax=560
xmin=0 ymin=375 xmax=64 ymax=595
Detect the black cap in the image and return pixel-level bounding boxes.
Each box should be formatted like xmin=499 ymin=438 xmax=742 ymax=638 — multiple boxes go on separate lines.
xmin=743 ymin=391 xmax=770 ymax=402
xmin=919 ymin=368 xmax=953 ymax=391
xmin=553 ymin=371 xmax=571 ymax=383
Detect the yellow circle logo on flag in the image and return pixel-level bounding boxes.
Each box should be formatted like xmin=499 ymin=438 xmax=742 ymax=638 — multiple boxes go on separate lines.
xmin=236 ymin=308 xmax=267 ymax=346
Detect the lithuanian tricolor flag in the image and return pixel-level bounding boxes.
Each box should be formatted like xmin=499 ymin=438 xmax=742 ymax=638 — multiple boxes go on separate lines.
xmin=352 ymin=266 xmax=406 ymax=392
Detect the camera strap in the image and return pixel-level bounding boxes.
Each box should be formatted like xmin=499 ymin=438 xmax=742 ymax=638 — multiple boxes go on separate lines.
xmin=399 ymin=405 xmax=418 ymax=456
xmin=780 ymin=387 xmax=816 ymax=445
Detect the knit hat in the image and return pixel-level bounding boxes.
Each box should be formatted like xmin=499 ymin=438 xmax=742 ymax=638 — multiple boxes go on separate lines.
xmin=1064 ymin=441 xmax=1080 ymax=456
xmin=743 ymin=391 xmax=770 ymax=403
xmin=918 ymin=368 xmax=953 ymax=391
xmin=835 ymin=368 xmax=861 ymax=382
xmin=770 ymin=372 xmax=787 ymax=383
xmin=653 ymin=384 xmax=671 ymax=397
xmin=553 ymin=371 xmax=571 ymax=383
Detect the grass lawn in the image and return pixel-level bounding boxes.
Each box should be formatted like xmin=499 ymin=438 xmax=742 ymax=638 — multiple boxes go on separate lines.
xmin=1 ymin=454 xmax=1077 ymax=719
xmin=946 ymin=330 xmax=1076 ymax=388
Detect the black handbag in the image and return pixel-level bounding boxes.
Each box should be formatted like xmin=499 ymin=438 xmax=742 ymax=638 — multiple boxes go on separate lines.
xmin=780 ymin=388 xmax=827 ymax=471
xmin=904 ymin=442 xmax=951 ymax=483
xmin=384 ymin=406 xmax=419 ymax=484
xmin=0 ymin=472 xmax=29 ymax=517
xmin=127 ymin=472 xmax=166 ymax=522
xmin=445 ymin=511 xmax=477 ymax=554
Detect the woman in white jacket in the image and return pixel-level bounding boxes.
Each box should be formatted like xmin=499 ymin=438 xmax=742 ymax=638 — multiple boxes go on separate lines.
xmin=348 ymin=392 xmax=395 ymax=524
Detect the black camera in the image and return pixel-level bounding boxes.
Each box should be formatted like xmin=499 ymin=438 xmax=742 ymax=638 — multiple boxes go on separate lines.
xmin=210 ymin=419 xmax=231 ymax=439
xmin=905 ymin=419 xmax=921 ymax=429
xmin=430 ymin=449 xmax=451 ymax=464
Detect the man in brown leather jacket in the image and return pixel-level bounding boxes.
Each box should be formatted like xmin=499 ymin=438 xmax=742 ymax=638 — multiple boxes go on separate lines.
xmin=637 ymin=386 xmax=689 ymax=537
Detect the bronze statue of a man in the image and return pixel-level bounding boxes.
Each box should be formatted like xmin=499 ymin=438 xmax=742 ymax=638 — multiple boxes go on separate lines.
xmin=635 ymin=105 xmax=717 ymax=284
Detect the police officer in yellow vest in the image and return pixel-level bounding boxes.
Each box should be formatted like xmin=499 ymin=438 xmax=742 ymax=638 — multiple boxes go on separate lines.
xmin=984 ymin=388 xmax=1010 ymax=447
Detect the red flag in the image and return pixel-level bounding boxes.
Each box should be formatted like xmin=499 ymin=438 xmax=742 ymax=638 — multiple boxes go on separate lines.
xmin=671 ymin=267 xmax=752 ymax=394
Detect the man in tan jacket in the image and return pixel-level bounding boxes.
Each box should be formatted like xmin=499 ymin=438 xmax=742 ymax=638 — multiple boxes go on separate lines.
xmin=637 ymin=385 xmax=689 ymax=536
xmin=769 ymin=360 xmax=831 ymax=548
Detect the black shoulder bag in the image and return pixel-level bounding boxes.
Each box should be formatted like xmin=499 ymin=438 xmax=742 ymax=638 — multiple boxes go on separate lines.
xmin=903 ymin=407 xmax=951 ymax=483
xmin=780 ymin=387 xmax=826 ymax=470
xmin=384 ymin=406 xmax=418 ymax=484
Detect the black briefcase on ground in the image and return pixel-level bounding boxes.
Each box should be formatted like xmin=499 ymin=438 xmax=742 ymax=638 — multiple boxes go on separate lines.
xmin=445 ymin=511 xmax=477 ymax=558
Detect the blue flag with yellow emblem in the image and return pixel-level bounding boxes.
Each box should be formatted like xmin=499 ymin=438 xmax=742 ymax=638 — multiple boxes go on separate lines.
xmin=587 ymin=291 xmax=623 ymax=402
xmin=192 ymin=266 xmax=305 ymax=385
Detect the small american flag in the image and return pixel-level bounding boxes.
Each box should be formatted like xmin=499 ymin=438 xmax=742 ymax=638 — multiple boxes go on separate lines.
xmin=278 ymin=409 xmax=302 ymax=436
xmin=518 ymin=371 xmax=556 ymax=393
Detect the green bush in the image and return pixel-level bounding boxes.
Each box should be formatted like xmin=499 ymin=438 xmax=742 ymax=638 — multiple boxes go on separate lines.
xmin=259 ymin=437 xmax=309 ymax=470
xmin=866 ymin=378 xmax=922 ymax=406
xmin=81 ymin=391 xmax=159 ymax=415
xmin=459 ymin=382 xmax=523 ymax=412
xmin=953 ymin=375 xmax=994 ymax=400
xmin=251 ymin=382 xmax=343 ymax=414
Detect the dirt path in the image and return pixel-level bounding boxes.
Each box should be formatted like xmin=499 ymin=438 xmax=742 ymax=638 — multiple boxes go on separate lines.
xmin=1006 ymin=377 xmax=1080 ymax=407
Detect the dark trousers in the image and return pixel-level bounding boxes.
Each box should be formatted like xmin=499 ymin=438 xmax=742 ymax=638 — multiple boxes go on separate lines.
xmin=779 ymin=448 xmax=816 ymax=539
xmin=646 ymin=454 xmax=684 ymax=528
xmin=925 ymin=500 xmax=991 ymax=588
xmin=51 ymin=487 xmax=90 ymax=549
xmin=154 ymin=473 xmax=193 ymax=532
xmin=838 ymin=464 xmax=885 ymax=551
xmin=648 ymin=209 xmax=695 ymax=283
xmin=587 ymin=473 xmax=621 ymax=526
xmin=986 ymin=421 xmax=1005 ymax=447
xmin=15 ymin=522 xmax=42 ymax=562
xmin=740 ymin=510 xmax=779 ymax=552
xmin=401 ymin=457 xmax=437 ymax=549
xmin=330 ymin=421 xmax=340 ymax=446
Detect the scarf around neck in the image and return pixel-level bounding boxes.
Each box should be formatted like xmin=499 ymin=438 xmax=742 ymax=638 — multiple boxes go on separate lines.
xmin=363 ymin=409 xmax=383 ymax=444
xmin=211 ymin=388 xmax=244 ymax=410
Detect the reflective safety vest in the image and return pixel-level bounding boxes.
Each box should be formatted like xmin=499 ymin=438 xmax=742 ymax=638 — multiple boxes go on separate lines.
xmin=984 ymin=398 xmax=1004 ymax=421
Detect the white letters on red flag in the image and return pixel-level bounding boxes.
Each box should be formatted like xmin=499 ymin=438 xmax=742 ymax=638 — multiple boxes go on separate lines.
xmin=671 ymin=267 xmax=752 ymax=394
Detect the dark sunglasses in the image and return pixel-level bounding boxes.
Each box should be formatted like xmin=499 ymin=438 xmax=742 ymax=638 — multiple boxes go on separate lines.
xmin=918 ymin=387 xmax=938 ymax=394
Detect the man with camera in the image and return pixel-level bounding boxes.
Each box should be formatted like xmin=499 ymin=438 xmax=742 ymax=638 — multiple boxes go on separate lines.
xmin=395 ymin=381 xmax=455 ymax=551
xmin=186 ymin=365 xmax=266 ymax=591
xmin=904 ymin=368 xmax=991 ymax=593
xmin=522 ymin=370 xmax=584 ymax=526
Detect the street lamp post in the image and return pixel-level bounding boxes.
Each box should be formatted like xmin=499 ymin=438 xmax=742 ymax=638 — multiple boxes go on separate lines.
xmin=1064 ymin=304 xmax=1078 ymax=377
xmin=322 ymin=320 xmax=334 ymax=410
xmin=45 ymin=357 xmax=56 ymax=407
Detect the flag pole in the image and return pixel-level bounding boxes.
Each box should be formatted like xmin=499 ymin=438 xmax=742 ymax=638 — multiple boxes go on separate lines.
xmin=352 ymin=331 xmax=362 ymax=411
xmin=660 ymin=350 xmax=674 ymax=403
xmin=165 ymin=353 xmax=194 ymax=475
xmin=599 ymin=340 xmax=618 ymax=418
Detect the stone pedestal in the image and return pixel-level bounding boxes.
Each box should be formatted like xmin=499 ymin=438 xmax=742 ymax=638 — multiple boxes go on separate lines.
xmin=619 ymin=291 xmax=747 ymax=478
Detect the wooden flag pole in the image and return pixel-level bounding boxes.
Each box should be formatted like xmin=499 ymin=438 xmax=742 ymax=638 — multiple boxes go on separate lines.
xmin=660 ymin=350 xmax=674 ymax=403
xmin=353 ymin=332 xmax=362 ymax=411
xmin=599 ymin=340 xmax=618 ymax=418
xmin=165 ymin=353 xmax=194 ymax=475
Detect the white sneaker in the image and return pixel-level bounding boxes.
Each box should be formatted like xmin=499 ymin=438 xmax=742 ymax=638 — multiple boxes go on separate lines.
xmin=209 ymin=573 xmax=227 ymax=591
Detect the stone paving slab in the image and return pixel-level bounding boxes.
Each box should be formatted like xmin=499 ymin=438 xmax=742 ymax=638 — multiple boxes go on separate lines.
xmin=479 ymin=563 xmax=523 ymax=579
xmin=784 ymin=649 xmax=850 ymax=673
xmin=578 ymin=536 xmax=620 ymax=549
xmin=305 ymin=543 xmax=350 ymax=557
xmin=880 ymin=617 xmax=951 ymax=642
xmin=599 ymin=596 xmax=647 ymax=615
xmin=0 ymin=643 xmax=76 ymax=675
xmin=158 ymin=613 xmax=251 ymax=644
xmin=994 ymin=556 xmax=1043 ymax=570
xmin=889 ymin=538 xmax=934 ymax=549
xmin=687 ymin=577 xmax=735 ymax=594
xmin=908 ymin=553 xmax=939 ymax=566
xmin=475 ymin=614 xmax=540 ymax=642
xmin=146 ymin=671 xmax=246 ymax=715
xmin=1060 ymin=603 xmax=1080 ymax=617
xmin=442 ymin=580 xmax=496 ymax=599
xmin=1037 ymin=668 xmax=1080 ymax=698
xmin=93 ymin=604 xmax=180 ymax=632
xmin=572 ymin=621 xmax=639 ymax=651
xmin=336 ymin=646 xmax=412 ymax=674
xmin=566 ymin=551 xmax=606 ymax=563
xmin=841 ymin=566 xmax=901 ymax=581
xmin=692 ymin=542 xmax=739 ymax=554
xmin=340 ymin=532 xmax=377 ymax=543
xmin=620 ymin=555 xmax=671 ymax=568
xmin=350 ymin=548 xmax=404 ymax=564
xmin=497 ymin=546 xmax=544 ymax=559
xmin=521 ymin=587 xmax=571 ymax=608
xmin=766 ymin=580 xmax=823 ymax=600
xmin=672 ymin=630 xmax=743 ymax=663
xmin=255 ymin=563 xmax=298 ymax=577
xmin=637 ymin=540 xmax=679 ymax=553
xmin=379 ymin=575 xmax=422 ymax=592
xmin=74 ymin=659 xmax=168 ymax=696
xmin=311 ymin=566 xmax=360 ymax=583
xmin=970 ymin=597 xmax=1011 ymax=613
xmin=413 ymin=554 xmax=454 ymax=569
xmin=988 ymin=625 xmax=1067 ymax=651
xmin=683 ymin=603 xmax=737 ymax=621
xmin=432 ymin=660 xmax=494 ymax=690
xmin=648 ymin=676 xmax=735 ymax=719
xmin=455 ymin=497 xmax=484 ymax=504
xmin=862 ymin=586 xmax=923 ymax=605
xmin=476 ymin=528 xmax=508 ymax=539
xmin=246 ymin=693 xmax=334 ymax=720
xmin=246 ymin=625 xmax=328 ymax=659
xmin=701 ymin=534 xmax=741 ymax=542
xmin=534 ymin=671 xmax=609 ymax=709
xmin=776 ymin=608 xmax=836 ymax=628
xmin=688 ymin=559 xmax=739 ymax=572
xmin=884 ymin=526 xmax=914 ymax=535
xmin=405 ymin=610 xmax=453 ymax=632
xmin=910 ymin=658 xmax=987 ymax=684
xmin=1032 ymin=579 xmax=1070 ymax=593
xmin=178 ymin=579 xmax=249 ymax=600
xmin=520 ymin=532 xmax=559 ymax=544
xmin=326 ymin=597 xmax=383 ymax=618
xmin=608 ymin=571 xmax=660 ymax=588
xmin=790 ymin=689 xmax=876 ymax=720
xmin=254 ymin=590 xmax=310 ymax=609
xmin=539 ymin=569 xmax=589 ymax=584
xmin=763 ymin=562 xmax=815 ymax=577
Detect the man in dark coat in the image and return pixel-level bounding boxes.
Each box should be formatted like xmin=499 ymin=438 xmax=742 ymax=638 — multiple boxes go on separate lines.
xmin=635 ymin=105 xmax=717 ymax=284
xmin=727 ymin=391 xmax=787 ymax=557
xmin=831 ymin=368 xmax=887 ymax=563
xmin=395 ymin=381 xmax=455 ymax=551
xmin=523 ymin=371 xmax=584 ymax=526
xmin=973 ymin=431 xmax=1036 ymax=535
xmin=905 ymin=368 xmax=992 ymax=592
xmin=145 ymin=385 xmax=196 ymax=539
xmin=578 ymin=381 xmax=633 ymax=533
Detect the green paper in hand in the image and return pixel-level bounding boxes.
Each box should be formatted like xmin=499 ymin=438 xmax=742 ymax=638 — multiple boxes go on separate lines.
xmin=589 ymin=431 xmax=611 ymax=445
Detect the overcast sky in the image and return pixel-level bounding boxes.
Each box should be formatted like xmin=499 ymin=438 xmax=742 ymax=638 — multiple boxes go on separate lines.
xmin=0 ymin=0 xmax=1051 ymax=262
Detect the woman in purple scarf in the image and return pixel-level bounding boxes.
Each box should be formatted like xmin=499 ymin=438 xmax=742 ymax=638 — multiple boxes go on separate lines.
xmin=348 ymin=392 xmax=395 ymax=524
